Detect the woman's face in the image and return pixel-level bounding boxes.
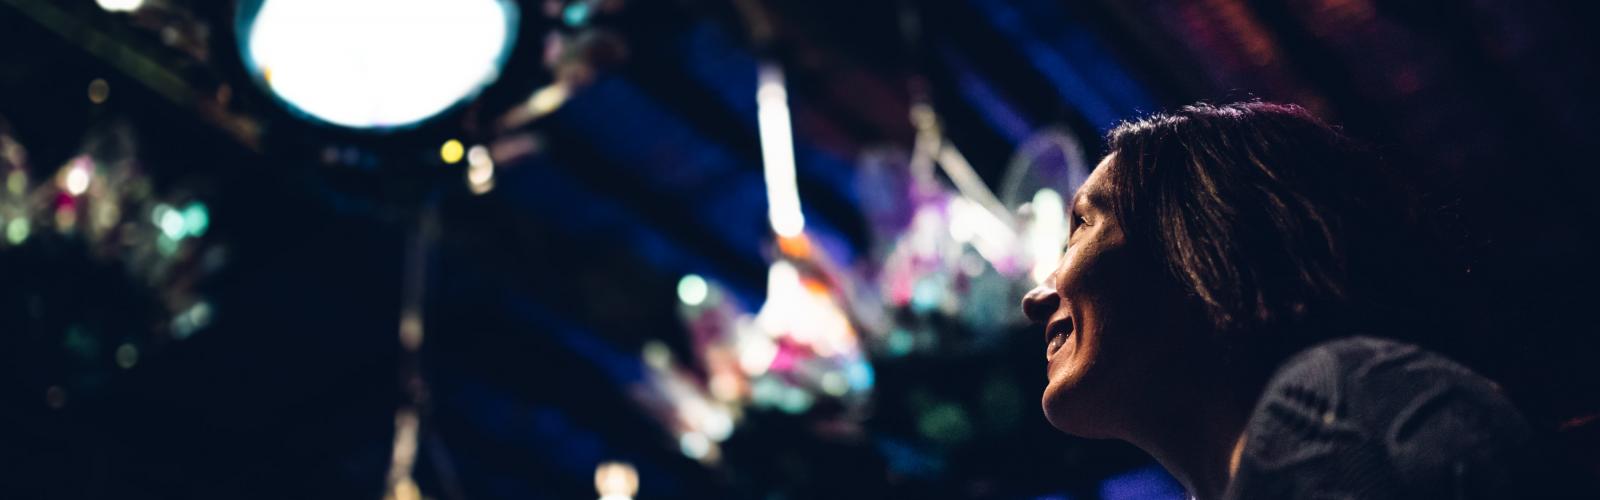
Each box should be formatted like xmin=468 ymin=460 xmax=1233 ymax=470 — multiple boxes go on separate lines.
xmin=1022 ymin=154 xmax=1199 ymax=438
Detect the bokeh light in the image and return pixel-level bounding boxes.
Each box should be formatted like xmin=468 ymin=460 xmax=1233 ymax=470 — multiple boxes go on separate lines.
xmin=676 ymin=274 xmax=708 ymax=306
xmin=678 ymin=431 xmax=711 ymax=460
xmin=115 ymin=343 xmax=139 ymax=369
xmin=87 ymin=78 xmax=110 ymax=104
xmin=182 ymin=202 xmax=210 ymax=237
xmin=62 ymin=158 xmax=91 ymax=196
xmin=440 ymin=139 xmax=465 ymax=164
xmin=467 ymin=145 xmax=495 ymax=194
xmin=594 ymin=461 xmax=639 ymax=500
xmin=156 ymin=205 xmax=186 ymax=240
xmin=6 ymin=218 xmax=29 ymax=245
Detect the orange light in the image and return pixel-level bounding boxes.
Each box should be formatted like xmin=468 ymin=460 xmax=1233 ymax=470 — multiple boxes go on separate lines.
xmin=776 ymin=233 xmax=811 ymax=258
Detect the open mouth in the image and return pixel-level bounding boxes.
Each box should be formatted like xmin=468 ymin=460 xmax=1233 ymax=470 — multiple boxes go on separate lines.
xmin=1044 ymin=319 xmax=1072 ymax=361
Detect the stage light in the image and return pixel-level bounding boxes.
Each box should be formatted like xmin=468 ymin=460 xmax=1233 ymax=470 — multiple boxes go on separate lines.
xmin=594 ymin=461 xmax=639 ymax=500
xmin=96 ymin=0 xmax=141 ymax=12
xmin=756 ymin=63 xmax=805 ymax=237
xmin=440 ymin=139 xmax=465 ymax=164
xmin=677 ymin=274 xmax=708 ymax=306
xmin=466 ymin=145 xmax=494 ymax=194
xmin=237 ymin=0 xmax=518 ymax=130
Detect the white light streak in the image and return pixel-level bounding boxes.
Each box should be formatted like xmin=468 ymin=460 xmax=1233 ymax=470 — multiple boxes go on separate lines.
xmin=757 ymin=63 xmax=805 ymax=237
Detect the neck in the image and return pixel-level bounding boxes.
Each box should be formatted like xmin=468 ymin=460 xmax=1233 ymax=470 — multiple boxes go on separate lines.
xmin=1123 ymin=379 xmax=1254 ymax=500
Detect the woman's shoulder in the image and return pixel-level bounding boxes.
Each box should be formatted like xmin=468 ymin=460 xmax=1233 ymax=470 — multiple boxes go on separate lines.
xmin=1264 ymin=336 xmax=1513 ymax=414
xmin=1229 ymin=336 xmax=1567 ymax=499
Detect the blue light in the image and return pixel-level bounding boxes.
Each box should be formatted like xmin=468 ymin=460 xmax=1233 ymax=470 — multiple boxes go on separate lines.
xmin=910 ymin=278 xmax=944 ymax=313
xmin=847 ymin=360 xmax=875 ymax=391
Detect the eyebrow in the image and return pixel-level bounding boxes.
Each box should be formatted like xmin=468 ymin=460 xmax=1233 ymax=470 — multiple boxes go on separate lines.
xmin=1071 ymin=188 xmax=1107 ymax=212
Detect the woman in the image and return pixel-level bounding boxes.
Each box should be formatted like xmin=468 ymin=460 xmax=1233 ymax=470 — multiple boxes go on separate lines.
xmin=1021 ymin=102 xmax=1580 ymax=499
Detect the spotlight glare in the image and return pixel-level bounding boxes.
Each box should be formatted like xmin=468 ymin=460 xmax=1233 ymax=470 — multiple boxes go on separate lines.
xmin=240 ymin=0 xmax=518 ymax=129
xmin=96 ymin=0 xmax=142 ymax=12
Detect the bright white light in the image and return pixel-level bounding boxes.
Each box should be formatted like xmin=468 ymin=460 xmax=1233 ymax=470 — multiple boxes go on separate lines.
xmin=700 ymin=407 xmax=734 ymax=442
xmin=96 ymin=0 xmax=142 ymax=12
xmin=757 ymin=63 xmax=805 ymax=237
xmin=754 ymin=260 xmax=858 ymax=356
xmin=1028 ymin=188 xmax=1068 ymax=283
xmin=594 ymin=461 xmax=639 ymax=498
xmin=244 ymin=0 xmax=515 ymax=129
xmin=678 ymin=431 xmax=711 ymax=460
xmin=63 ymin=164 xmax=90 ymax=196
xmin=676 ymin=274 xmax=708 ymax=306
xmin=158 ymin=208 xmax=187 ymax=239
xmin=736 ymin=334 xmax=778 ymax=376
xmin=467 ymin=145 xmax=495 ymax=194
xmin=947 ymin=196 xmax=1016 ymax=268
xmin=757 ymin=261 xmax=803 ymax=336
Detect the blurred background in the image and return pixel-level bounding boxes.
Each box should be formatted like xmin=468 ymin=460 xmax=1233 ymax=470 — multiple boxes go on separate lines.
xmin=1 ymin=0 xmax=1596 ymax=499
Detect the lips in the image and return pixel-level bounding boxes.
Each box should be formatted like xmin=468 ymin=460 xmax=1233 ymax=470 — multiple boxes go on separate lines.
xmin=1044 ymin=318 xmax=1072 ymax=361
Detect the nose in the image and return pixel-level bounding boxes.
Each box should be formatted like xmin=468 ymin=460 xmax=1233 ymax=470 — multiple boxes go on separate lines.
xmin=1022 ymin=283 xmax=1060 ymax=324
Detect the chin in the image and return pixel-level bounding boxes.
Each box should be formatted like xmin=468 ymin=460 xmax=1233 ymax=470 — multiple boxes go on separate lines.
xmin=1041 ymin=378 xmax=1119 ymax=439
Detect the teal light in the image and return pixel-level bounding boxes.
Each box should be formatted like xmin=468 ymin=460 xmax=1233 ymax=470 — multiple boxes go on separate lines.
xmin=562 ymin=1 xmax=590 ymax=26
xmin=182 ymin=202 xmax=210 ymax=237
xmin=886 ymin=328 xmax=915 ymax=357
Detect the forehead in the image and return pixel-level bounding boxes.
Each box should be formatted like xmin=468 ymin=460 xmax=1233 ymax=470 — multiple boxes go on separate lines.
xmin=1073 ymin=154 xmax=1116 ymax=209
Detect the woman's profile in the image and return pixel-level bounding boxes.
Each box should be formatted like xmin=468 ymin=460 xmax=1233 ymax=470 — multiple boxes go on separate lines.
xmin=1021 ymin=102 xmax=1587 ymax=499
